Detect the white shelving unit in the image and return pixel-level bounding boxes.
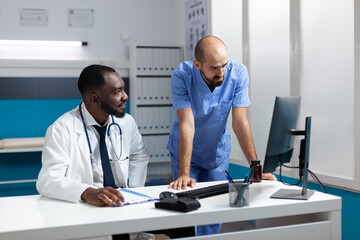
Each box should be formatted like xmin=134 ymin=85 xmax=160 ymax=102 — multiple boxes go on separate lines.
xmin=130 ymin=45 xmax=183 ymax=163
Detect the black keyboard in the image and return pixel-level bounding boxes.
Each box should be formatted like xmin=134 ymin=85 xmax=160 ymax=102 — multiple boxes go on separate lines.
xmin=175 ymin=183 xmax=229 ymax=199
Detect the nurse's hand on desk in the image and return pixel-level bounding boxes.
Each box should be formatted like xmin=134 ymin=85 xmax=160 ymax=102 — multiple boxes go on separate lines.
xmin=262 ymin=173 xmax=277 ymax=181
xmin=169 ymin=175 xmax=196 ymax=190
xmin=81 ymin=187 xmax=125 ymax=207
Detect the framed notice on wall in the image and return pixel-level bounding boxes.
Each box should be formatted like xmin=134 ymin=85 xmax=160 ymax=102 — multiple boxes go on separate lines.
xmin=185 ymin=0 xmax=208 ymax=60
xmin=20 ymin=9 xmax=48 ymax=27
xmin=68 ymin=9 xmax=94 ymax=28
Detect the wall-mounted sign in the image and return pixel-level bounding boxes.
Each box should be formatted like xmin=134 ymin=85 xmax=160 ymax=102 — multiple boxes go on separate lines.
xmin=20 ymin=9 xmax=48 ymax=27
xmin=68 ymin=9 xmax=94 ymax=28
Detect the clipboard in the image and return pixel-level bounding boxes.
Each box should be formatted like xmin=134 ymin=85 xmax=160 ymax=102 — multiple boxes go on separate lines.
xmin=118 ymin=188 xmax=158 ymax=205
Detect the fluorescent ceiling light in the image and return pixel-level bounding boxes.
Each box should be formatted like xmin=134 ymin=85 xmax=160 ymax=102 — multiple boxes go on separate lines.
xmin=0 ymin=40 xmax=87 ymax=47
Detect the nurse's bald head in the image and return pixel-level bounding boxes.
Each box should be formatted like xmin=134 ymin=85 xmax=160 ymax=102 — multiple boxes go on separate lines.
xmin=194 ymin=36 xmax=227 ymax=63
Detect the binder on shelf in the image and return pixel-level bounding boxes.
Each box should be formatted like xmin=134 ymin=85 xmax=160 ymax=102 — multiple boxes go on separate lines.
xmin=141 ymin=77 xmax=149 ymax=103
xmin=143 ymin=135 xmax=171 ymax=163
xmin=135 ymin=107 xmax=143 ymax=131
xmin=136 ymin=77 xmax=143 ymax=104
xmin=136 ymin=48 xmax=147 ymax=75
xmin=163 ymin=49 xmax=171 ymax=75
xmin=145 ymin=48 xmax=154 ymax=75
xmin=153 ymin=48 xmax=162 ymax=75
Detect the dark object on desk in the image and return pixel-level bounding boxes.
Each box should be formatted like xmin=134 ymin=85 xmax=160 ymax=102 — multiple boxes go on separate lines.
xmin=173 ymin=182 xmax=229 ymax=199
xmin=250 ymin=160 xmax=262 ymax=183
xmin=159 ymin=191 xmax=178 ymax=200
xmin=155 ymin=197 xmax=201 ymax=212
xmin=263 ymin=96 xmax=316 ymax=200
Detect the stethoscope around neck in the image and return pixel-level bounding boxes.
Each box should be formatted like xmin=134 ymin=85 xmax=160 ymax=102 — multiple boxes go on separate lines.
xmin=79 ymin=102 xmax=123 ymax=163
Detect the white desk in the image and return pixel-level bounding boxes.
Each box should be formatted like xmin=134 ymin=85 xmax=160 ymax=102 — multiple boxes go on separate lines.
xmin=0 ymin=180 xmax=341 ymax=240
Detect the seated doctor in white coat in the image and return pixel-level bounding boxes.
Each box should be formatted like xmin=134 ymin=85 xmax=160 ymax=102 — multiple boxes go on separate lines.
xmin=37 ymin=64 xmax=149 ymax=207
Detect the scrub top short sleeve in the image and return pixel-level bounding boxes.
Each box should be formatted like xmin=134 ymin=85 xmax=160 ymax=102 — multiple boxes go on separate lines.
xmin=232 ymin=64 xmax=251 ymax=108
xmin=171 ymin=64 xmax=192 ymax=111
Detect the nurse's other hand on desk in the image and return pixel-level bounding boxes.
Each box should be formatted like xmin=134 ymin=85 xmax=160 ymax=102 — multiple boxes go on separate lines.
xmin=81 ymin=187 xmax=125 ymax=207
xmin=169 ymin=175 xmax=196 ymax=190
xmin=262 ymin=173 xmax=277 ymax=181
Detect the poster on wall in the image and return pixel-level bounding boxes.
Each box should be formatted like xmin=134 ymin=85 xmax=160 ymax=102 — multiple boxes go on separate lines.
xmin=20 ymin=9 xmax=48 ymax=27
xmin=185 ymin=0 xmax=208 ymax=60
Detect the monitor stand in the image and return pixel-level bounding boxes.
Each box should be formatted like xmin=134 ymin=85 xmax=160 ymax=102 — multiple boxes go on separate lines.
xmin=272 ymin=117 xmax=314 ymax=201
xmin=270 ymin=188 xmax=315 ymax=200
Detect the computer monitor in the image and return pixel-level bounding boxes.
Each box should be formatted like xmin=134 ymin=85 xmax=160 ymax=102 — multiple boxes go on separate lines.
xmin=263 ymin=96 xmax=314 ymax=200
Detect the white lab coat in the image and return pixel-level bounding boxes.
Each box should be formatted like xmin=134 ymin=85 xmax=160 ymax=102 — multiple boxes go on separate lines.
xmin=36 ymin=104 xmax=149 ymax=203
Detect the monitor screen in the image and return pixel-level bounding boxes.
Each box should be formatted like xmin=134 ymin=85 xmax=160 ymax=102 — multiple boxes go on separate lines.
xmin=263 ymin=96 xmax=301 ymax=173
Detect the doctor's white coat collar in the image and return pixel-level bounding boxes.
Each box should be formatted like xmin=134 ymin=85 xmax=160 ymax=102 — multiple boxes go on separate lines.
xmin=80 ymin=102 xmax=113 ymax=128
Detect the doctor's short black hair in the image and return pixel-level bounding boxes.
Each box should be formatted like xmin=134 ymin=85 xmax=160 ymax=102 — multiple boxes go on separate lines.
xmin=78 ymin=64 xmax=116 ymax=96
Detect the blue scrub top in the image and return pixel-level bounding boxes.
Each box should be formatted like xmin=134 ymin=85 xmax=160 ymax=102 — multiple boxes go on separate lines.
xmin=167 ymin=59 xmax=251 ymax=169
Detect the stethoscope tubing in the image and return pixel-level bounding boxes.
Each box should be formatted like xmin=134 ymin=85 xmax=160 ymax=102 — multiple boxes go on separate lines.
xmin=79 ymin=102 xmax=123 ymax=163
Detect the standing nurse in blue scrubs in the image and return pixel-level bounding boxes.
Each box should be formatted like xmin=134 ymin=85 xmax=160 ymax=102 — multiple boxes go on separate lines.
xmin=167 ymin=36 xmax=276 ymax=236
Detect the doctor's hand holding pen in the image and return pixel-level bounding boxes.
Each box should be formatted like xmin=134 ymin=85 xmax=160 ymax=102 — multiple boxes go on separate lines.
xmin=81 ymin=187 xmax=125 ymax=207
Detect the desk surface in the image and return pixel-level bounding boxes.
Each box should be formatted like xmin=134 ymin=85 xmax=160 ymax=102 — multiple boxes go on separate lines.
xmin=0 ymin=180 xmax=341 ymax=240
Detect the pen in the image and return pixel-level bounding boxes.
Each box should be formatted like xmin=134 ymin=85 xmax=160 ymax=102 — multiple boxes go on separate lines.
xmin=236 ymin=186 xmax=248 ymax=205
xmin=225 ymin=174 xmax=233 ymax=184
xmin=234 ymin=170 xmax=251 ymax=205
xmin=243 ymin=168 xmax=253 ymax=183
xmin=225 ymin=170 xmax=234 ymax=183
xmin=225 ymin=170 xmax=242 ymax=204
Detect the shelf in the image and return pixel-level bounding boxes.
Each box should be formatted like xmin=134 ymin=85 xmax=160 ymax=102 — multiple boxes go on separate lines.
xmin=136 ymin=75 xmax=172 ymax=78
xmin=130 ymin=45 xmax=183 ymax=165
xmin=137 ymin=104 xmax=172 ymax=107
xmin=0 ymin=148 xmax=42 ymax=153
xmin=0 ymin=179 xmax=37 ymax=185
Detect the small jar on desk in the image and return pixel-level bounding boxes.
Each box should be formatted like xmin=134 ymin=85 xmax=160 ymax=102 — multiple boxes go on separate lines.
xmin=250 ymin=160 xmax=262 ymax=183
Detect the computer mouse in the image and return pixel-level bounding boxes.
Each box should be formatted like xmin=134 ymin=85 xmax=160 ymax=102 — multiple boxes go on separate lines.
xmin=159 ymin=191 xmax=178 ymax=200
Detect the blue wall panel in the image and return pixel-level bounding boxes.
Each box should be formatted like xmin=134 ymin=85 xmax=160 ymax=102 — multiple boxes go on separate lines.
xmin=0 ymin=98 xmax=131 ymax=197
xmin=0 ymin=99 xmax=82 ymax=138
xmin=0 ymin=99 xmax=82 ymax=196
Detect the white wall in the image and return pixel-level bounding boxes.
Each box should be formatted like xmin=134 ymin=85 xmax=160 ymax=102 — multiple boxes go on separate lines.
xmin=210 ymin=0 xmax=243 ymax=62
xmin=209 ymin=0 xmax=247 ymax=164
xmin=247 ymin=0 xmax=290 ymax=164
xmin=213 ymin=0 xmax=359 ymax=191
xmin=211 ymin=0 xmax=360 ymax=191
xmin=210 ymin=0 xmax=290 ymax=167
xmin=300 ymin=0 xmax=356 ymax=189
xmin=0 ymin=0 xmax=184 ymax=77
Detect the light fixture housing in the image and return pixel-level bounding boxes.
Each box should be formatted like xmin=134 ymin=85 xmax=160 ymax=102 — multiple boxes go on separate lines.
xmin=0 ymin=40 xmax=87 ymax=47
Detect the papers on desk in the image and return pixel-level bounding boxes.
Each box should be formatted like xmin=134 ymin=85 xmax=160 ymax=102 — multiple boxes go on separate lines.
xmin=118 ymin=188 xmax=158 ymax=205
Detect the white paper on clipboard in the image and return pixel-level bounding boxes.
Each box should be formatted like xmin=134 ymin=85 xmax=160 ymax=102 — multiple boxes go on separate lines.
xmin=118 ymin=188 xmax=158 ymax=205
